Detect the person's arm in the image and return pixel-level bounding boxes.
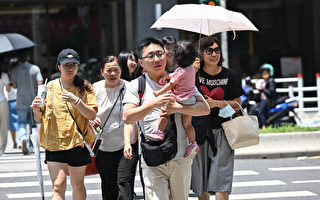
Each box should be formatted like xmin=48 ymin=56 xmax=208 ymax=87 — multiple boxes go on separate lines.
xmin=262 ymin=78 xmax=276 ymax=98
xmin=123 ymin=93 xmax=175 ymax=124
xmin=30 ymin=97 xmax=42 ymax=122
xmin=153 ymin=82 xmax=176 ymax=96
xmin=62 ymin=91 xmax=96 ymax=120
xmin=123 ymin=123 xmax=135 ymax=159
xmin=5 ymin=84 xmax=10 ymax=92
xmin=205 ymin=96 xmax=242 ymax=110
xmin=165 ymin=94 xmax=210 ymax=116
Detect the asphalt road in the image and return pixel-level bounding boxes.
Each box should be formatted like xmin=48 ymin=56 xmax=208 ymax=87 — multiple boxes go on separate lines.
xmin=1 ymin=151 xmax=319 ymax=200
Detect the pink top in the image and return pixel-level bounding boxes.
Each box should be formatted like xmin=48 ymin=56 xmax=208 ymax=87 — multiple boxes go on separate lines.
xmin=170 ymin=65 xmax=195 ymax=101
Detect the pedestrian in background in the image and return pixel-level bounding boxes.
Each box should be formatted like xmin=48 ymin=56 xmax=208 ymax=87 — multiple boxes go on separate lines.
xmin=0 ymin=55 xmax=10 ymax=155
xmin=191 ymin=36 xmax=244 ymax=200
xmin=6 ymin=58 xmax=19 ymax=149
xmin=10 ymin=50 xmax=43 ymax=154
xmin=91 ymin=56 xmax=138 ymax=200
xmin=256 ymin=63 xmax=277 ymax=130
xmin=123 ymin=37 xmax=210 ymax=200
xmin=162 ymin=36 xmax=177 ymax=73
xmin=31 ymin=48 xmax=97 ymax=200
xmin=118 ymin=51 xmax=142 ymax=81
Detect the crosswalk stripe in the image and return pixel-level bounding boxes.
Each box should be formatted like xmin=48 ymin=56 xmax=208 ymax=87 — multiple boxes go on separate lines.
xmin=228 ymin=191 xmax=317 ymax=199
xmin=0 ymin=159 xmax=40 ymax=163
xmin=293 ymin=180 xmax=320 ymax=184
xmin=269 ymin=166 xmax=320 ymax=171
xmin=0 ymin=169 xmax=260 ymax=178
xmin=234 ymin=170 xmax=259 ymax=176
xmin=233 ymin=180 xmax=286 ymax=187
xmin=0 ymin=177 xmax=144 ymax=188
xmin=7 ymin=188 xmax=144 ymax=199
xmin=7 ymin=190 xmax=316 ymax=199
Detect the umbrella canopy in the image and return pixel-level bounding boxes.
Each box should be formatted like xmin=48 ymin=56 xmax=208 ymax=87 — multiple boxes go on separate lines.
xmin=151 ymin=4 xmax=258 ymax=36
xmin=0 ymin=33 xmax=36 ymax=54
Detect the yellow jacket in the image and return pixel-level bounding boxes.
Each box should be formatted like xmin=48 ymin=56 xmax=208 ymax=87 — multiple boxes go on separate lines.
xmin=39 ymin=79 xmax=98 ymax=151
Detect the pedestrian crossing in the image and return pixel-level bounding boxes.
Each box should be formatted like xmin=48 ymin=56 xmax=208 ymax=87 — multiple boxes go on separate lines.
xmin=0 ymin=154 xmax=319 ymax=199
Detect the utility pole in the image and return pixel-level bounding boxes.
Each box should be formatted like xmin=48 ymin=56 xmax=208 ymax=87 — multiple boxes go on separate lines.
xmin=220 ymin=0 xmax=229 ymax=68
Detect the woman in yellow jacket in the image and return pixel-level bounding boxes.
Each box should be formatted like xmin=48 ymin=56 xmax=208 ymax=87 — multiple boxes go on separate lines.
xmin=31 ymin=48 xmax=97 ymax=200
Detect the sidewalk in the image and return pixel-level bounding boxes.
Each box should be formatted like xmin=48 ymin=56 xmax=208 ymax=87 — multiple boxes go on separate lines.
xmin=235 ymin=131 xmax=320 ymax=159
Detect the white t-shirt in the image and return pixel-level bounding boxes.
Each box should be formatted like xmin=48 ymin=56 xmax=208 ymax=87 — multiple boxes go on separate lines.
xmin=123 ymin=73 xmax=201 ymax=159
xmin=93 ymin=79 xmax=138 ymax=152
xmin=0 ymin=73 xmax=10 ymax=102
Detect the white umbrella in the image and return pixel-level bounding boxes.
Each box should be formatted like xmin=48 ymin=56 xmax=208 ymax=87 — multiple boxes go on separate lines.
xmin=151 ymin=4 xmax=258 ymax=38
xmin=30 ymin=131 xmax=45 ymax=200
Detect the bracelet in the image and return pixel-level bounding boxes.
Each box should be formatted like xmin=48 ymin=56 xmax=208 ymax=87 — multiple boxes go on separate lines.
xmin=74 ymin=97 xmax=81 ymax=105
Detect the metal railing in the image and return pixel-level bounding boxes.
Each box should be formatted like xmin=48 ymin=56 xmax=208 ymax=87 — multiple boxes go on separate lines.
xmin=243 ymin=73 xmax=320 ymax=113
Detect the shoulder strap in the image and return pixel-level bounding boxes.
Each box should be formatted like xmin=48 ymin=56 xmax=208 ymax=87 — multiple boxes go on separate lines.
xmin=138 ymin=74 xmax=146 ymax=106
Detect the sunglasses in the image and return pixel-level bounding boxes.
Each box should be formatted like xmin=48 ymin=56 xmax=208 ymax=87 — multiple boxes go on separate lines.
xmin=204 ymin=47 xmax=221 ymax=55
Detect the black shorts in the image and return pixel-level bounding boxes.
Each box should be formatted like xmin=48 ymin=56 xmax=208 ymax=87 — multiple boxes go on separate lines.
xmin=45 ymin=146 xmax=92 ymax=167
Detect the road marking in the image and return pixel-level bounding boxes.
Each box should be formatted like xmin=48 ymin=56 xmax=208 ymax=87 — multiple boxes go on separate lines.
xmin=0 ymin=169 xmax=259 ymax=178
xmin=7 ymin=190 xmax=316 ymax=199
xmin=293 ymin=180 xmax=320 ymax=184
xmin=228 ymin=191 xmax=317 ymax=199
xmin=234 ymin=170 xmax=259 ymax=176
xmin=0 ymin=159 xmax=40 ymax=163
xmin=7 ymin=188 xmax=144 ymax=199
xmin=269 ymin=166 xmax=320 ymax=171
xmin=0 ymin=171 xmax=50 ymax=178
xmin=233 ymin=180 xmax=286 ymax=187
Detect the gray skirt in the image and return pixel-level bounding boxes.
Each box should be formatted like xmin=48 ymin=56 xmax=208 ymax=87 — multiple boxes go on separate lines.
xmin=191 ymin=128 xmax=234 ymax=195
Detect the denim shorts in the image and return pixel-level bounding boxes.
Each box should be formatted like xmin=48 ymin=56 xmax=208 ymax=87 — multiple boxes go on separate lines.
xmin=45 ymin=146 xmax=92 ymax=167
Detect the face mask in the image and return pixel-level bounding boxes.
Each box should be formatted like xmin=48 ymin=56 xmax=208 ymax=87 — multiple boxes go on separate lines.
xmin=218 ymin=104 xmax=235 ymax=118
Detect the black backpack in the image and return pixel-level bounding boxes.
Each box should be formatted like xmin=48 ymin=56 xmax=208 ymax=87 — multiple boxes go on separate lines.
xmin=137 ymin=74 xmax=177 ymax=167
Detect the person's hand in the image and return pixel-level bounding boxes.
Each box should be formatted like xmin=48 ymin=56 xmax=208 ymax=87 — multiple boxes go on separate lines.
xmin=162 ymin=100 xmax=182 ymax=116
xmin=153 ymin=90 xmax=161 ymax=97
xmin=61 ymin=91 xmax=78 ymax=104
xmin=193 ymin=57 xmax=201 ymax=73
xmin=159 ymin=75 xmax=167 ymax=85
xmin=123 ymin=144 xmax=132 ymax=159
xmin=30 ymin=97 xmax=42 ymax=111
xmin=153 ymin=94 xmax=175 ymax=109
xmin=204 ymin=95 xmax=217 ymax=108
xmin=90 ymin=117 xmax=101 ymax=129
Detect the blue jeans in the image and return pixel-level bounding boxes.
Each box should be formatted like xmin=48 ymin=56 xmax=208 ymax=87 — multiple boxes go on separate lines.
xmin=17 ymin=107 xmax=34 ymax=147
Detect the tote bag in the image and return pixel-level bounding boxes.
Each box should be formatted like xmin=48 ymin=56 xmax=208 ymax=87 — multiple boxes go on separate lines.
xmin=222 ymin=101 xmax=259 ymax=149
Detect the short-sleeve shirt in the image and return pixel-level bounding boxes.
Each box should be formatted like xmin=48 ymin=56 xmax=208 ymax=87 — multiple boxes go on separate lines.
xmin=39 ymin=79 xmax=98 ymax=151
xmin=93 ymin=79 xmax=138 ymax=152
xmin=196 ymin=67 xmax=244 ymax=129
xmin=0 ymin=72 xmax=10 ymax=102
xmin=123 ymin=73 xmax=202 ymax=159
xmin=170 ymin=65 xmax=195 ymax=101
xmin=10 ymin=63 xmax=43 ymax=110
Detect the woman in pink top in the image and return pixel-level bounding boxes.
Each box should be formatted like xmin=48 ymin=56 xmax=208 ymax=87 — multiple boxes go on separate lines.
xmin=152 ymin=40 xmax=199 ymax=159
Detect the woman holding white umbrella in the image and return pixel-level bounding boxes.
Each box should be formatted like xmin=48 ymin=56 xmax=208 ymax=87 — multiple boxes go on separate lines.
xmin=191 ymin=36 xmax=244 ymax=200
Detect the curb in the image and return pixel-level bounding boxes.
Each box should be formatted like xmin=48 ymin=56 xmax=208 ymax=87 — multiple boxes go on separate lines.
xmin=235 ymin=131 xmax=320 ymax=159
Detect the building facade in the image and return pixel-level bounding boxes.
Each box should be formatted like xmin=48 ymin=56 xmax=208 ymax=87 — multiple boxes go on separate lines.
xmin=1 ymin=0 xmax=319 ymax=86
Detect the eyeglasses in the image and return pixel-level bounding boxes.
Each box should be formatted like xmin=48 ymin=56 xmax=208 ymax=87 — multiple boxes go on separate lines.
xmin=141 ymin=50 xmax=165 ymax=60
xmin=204 ymin=47 xmax=221 ymax=55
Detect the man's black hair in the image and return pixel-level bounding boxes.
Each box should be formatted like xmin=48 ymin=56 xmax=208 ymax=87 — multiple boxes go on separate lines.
xmin=137 ymin=37 xmax=164 ymax=58
xmin=174 ymin=40 xmax=197 ymax=68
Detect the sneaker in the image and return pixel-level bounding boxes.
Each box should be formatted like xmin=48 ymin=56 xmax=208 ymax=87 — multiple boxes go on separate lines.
xmin=184 ymin=141 xmax=199 ymax=159
xmin=144 ymin=131 xmax=166 ymax=141
xmin=13 ymin=143 xmax=17 ymax=149
xmin=21 ymin=137 xmax=29 ymax=155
